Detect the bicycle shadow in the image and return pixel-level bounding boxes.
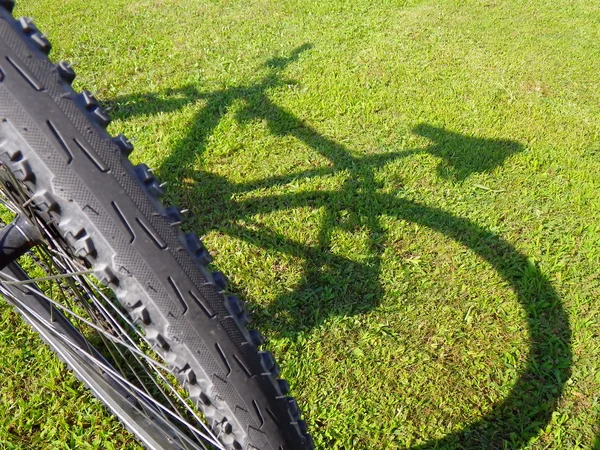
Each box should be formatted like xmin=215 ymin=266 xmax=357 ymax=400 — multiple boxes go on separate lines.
xmin=106 ymin=45 xmax=572 ymax=449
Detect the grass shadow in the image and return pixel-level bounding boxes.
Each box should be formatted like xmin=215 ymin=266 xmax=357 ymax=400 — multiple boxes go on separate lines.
xmin=107 ymin=44 xmax=571 ymax=449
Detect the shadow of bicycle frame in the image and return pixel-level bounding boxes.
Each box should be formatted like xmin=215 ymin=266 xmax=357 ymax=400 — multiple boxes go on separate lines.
xmin=107 ymin=44 xmax=572 ymax=449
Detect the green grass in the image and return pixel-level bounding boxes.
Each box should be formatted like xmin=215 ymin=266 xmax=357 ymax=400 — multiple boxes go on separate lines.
xmin=1 ymin=0 xmax=599 ymax=448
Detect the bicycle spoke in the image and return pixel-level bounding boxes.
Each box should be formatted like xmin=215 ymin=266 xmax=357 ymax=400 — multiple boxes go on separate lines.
xmin=0 ymin=195 xmax=18 ymax=213
xmin=0 ymin=281 xmax=221 ymax=450
xmin=0 ymin=257 xmax=219 ymax=446
xmin=74 ymin=276 xmax=215 ymax=438
xmin=1 ymin=269 xmax=94 ymax=285
xmin=40 ymin=257 xmax=210 ymax=450
xmin=0 ymin=270 xmax=172 ymax=370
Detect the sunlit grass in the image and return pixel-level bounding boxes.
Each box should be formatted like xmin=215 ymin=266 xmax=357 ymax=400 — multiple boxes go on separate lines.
xmin=2 ymin=0 xmax=599 ymax=448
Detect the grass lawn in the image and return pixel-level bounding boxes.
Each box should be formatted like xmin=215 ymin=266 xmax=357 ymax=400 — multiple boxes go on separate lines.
xmin=1 ymin=0 xmax=599 ymax=448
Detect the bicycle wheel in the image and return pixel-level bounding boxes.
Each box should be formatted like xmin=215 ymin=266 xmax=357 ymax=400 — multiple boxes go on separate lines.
xmin=0 ymin=3 xmax=313 ymax=449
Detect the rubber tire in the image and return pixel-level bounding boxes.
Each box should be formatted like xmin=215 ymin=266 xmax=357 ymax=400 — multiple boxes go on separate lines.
xmin=0 ymin=4 xmax=312 ymax=450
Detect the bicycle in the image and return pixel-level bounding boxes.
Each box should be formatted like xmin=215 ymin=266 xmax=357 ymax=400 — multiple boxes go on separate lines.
xmin=0 ymin=2 xmax=571 ymax=449
xmin=0 ymin=3 xmax=313 ymax=449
